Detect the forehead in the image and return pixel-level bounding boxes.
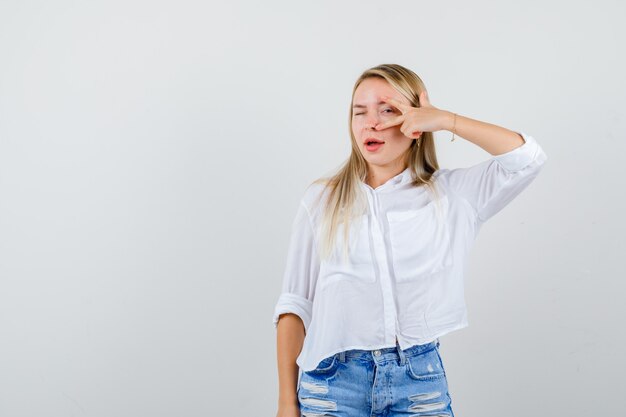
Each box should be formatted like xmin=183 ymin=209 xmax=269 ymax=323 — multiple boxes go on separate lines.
xmin=352 ymin=77 xmax=406 ymax=105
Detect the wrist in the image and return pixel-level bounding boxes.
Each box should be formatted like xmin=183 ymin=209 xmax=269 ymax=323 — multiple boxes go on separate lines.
xmin=441 ymin=110 xmax=456 ymax=132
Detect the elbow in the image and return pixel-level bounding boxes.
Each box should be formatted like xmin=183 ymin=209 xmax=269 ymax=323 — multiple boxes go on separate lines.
xmin=272 ymin=292 xmax=313 ymax=332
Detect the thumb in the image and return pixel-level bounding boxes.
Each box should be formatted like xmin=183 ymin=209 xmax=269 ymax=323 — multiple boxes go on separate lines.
xmin=419 ymin=90 xmax=431 ymax=107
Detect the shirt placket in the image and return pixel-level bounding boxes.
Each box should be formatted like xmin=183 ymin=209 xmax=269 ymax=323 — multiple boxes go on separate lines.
xmin=366 ymin=188 xmax=400 ymax=345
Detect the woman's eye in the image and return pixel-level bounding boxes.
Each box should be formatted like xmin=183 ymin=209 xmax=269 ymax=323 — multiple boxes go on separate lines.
xmin=354 ymin=108 xmax=392 ymax=116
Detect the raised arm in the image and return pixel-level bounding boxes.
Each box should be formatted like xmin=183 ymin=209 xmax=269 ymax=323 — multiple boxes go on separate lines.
xmin=441 ymin=111 xmax=526 ymax=156
xmin=375 ymin=89 xmax=527 ymax=156
xmin=375 ymin=91 xmax=548 ymax=224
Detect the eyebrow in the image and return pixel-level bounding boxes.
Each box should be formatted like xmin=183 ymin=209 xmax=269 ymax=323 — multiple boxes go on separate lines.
xmin=352 ymin=101 xmax=388 ymax=108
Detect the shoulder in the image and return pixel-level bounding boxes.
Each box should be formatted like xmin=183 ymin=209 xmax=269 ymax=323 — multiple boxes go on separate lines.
xmin=431 ymin=168 xmax=451 ymax=187
xmin=432 ymin=168 xmax=449 ymax=178
xmin=300 ymin=179 xmax=332 ymax=214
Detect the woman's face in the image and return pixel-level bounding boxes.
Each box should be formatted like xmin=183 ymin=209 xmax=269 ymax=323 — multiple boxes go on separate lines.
xmin=351 ymin=77 xmax=415 ymax=169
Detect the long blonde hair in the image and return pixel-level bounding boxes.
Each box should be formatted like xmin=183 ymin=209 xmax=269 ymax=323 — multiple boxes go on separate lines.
xmin=310 ymin=64 xmax=442 ymax=262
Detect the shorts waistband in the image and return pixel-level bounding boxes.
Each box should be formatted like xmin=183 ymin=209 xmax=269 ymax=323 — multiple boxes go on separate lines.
xmin=336 ymin=338 xmax=440 ymax=366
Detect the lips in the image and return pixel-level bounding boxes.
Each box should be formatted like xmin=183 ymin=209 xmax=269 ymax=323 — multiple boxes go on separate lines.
xmin=364 ymin=137 xmax=385 ymax=152
xmin=364 ymin=137 xmax=385 ymax=145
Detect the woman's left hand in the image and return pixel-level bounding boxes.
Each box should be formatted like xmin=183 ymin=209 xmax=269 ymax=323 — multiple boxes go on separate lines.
xmin=374 ymin=90 xmax=451 ymax=138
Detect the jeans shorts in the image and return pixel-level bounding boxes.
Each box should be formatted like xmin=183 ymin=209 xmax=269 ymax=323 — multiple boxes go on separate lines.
xmin=297 ymin=339 xmax=455 ymax=417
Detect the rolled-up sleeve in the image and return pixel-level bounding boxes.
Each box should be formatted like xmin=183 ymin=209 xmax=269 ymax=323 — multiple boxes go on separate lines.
xmin=444 ymin=131 xmax=548 ymax=224
xmin=272 ymin=199 xmax=320 ymax=334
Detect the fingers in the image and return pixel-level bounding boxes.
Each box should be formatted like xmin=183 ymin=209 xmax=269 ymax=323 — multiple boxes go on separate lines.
xmin=375 ymin=114 xmax=404 ymax=130
xmin=380 ymin=95 xmax=411 ymax=113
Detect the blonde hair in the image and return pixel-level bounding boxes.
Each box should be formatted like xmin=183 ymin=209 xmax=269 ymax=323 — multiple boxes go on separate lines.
xmin=309 ymin=64 xmax=443 ymax=262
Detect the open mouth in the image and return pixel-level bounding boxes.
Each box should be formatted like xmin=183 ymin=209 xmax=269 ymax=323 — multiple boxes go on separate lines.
xmin=364 ymin=138 xmax=385 ymax=152
xmin=364 ymin=138 xmax=385 ymax=146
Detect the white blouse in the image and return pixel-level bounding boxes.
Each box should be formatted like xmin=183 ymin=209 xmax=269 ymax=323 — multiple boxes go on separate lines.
xmin=272 ymin=131 xmax=548 ymax=372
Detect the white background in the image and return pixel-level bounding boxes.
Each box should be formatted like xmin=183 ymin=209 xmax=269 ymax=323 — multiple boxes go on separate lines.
xmin=1 ymin=1 xmax=624 ymax=416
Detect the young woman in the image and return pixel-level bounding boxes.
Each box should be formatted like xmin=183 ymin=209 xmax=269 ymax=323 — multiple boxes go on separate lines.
xmin=273 ymin=64 xmax=547 ymax=417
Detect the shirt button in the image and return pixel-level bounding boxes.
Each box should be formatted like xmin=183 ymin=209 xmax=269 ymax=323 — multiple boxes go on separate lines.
xmin=374 ymin=350 xmax=381 ymax=356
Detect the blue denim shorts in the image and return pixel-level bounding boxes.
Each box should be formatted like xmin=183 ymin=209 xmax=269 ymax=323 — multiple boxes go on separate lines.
xmin=297 ymin=339 xmax=455 ymax=417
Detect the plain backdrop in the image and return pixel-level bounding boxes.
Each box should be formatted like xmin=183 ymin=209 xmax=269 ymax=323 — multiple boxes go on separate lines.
xmin=1 ymin=1 xmax=624 ymax=416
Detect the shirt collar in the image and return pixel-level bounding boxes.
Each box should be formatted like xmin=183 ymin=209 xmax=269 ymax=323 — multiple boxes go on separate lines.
xmin=361 ymin=166 xmax=412 ymax=191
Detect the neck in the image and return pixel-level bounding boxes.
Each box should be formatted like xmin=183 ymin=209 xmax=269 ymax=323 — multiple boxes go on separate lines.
xmin=366 ymin=164 xmax=406 ymax=189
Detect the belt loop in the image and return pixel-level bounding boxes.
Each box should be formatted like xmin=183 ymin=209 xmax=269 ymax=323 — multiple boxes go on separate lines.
xmin=436 ymin=338 xmax=440 ymax=348
xmin=339 ymin=351 xmax=345 ymax=363
xmin=395 ymin=339 xmax=406 ymax=365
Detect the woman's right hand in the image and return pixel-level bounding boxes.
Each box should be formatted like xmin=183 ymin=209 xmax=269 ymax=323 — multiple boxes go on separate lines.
xmin=276 ymin=402 xmax=301 ymax=417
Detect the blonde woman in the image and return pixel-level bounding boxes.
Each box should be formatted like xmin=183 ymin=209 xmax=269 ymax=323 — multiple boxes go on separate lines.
xmin=273 ymin=64 xmax=547 ymax=417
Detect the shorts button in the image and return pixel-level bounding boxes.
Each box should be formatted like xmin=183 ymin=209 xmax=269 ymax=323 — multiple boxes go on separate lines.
xmin=374 ymin=350 xmax=381 ymax=356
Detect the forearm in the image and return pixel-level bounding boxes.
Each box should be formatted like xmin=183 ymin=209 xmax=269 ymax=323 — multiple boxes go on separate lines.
xmin=440 ymin=111 xmax=525 ymax=156
xmin=276 ymin=313 xmax=305 ymax=407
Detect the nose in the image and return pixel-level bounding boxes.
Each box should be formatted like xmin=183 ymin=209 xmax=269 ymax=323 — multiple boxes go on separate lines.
xmin=364 ymin=113 xmax=380 ymax=130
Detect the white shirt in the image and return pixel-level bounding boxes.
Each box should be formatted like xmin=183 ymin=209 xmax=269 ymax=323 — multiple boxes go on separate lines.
xmin=272 ymin=131 xmax=548 ymax=372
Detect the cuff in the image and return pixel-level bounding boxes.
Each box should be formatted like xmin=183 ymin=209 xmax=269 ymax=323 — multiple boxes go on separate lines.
xmin=492 ymin=131 xmax=545 ymax=172
xmin=272 ymin=292 xmax=313 ymax=333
